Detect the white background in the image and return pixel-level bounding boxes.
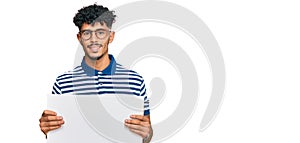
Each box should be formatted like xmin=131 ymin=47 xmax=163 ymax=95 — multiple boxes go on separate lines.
xmin=0 ymin=0 xmax=299 ymax=142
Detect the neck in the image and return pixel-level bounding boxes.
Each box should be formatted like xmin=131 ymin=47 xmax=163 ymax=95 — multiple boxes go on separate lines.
xmin=85 ymin=54 xmax=110 ymax=71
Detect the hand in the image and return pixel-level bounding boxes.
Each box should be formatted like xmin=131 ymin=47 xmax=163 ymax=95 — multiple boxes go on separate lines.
xmin=124 ymin=115 xmax=152 ymax=141
xmin=39 ymin=110 xmax=64 ymax=136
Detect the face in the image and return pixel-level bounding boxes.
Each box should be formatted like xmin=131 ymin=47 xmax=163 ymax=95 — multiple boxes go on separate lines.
xmin=77 ymin=22 xmax=115 ymax=61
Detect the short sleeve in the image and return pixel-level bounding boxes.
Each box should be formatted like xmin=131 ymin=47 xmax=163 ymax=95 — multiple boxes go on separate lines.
xmin=51 ymin=78 xmax=62 ymax=94
xmin=140 ymin=79 xmax=150 ymax=115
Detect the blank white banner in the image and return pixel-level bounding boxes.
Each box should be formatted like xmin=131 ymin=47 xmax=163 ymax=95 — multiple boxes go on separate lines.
xmin=47 ymin=95 xmax=144 ymax=143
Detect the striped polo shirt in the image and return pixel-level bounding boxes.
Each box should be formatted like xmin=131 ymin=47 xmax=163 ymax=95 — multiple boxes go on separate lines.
xmin=51 ymin=55 xmax=150 ymax=115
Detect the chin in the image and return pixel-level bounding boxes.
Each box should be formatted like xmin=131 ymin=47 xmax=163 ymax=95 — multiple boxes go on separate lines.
xmin=88 ymin=54 xmax=103 ymax=60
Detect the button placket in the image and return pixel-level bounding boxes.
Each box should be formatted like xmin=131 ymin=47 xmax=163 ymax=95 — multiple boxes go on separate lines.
xmin=98 ymin=72 xmax=103 ymax=87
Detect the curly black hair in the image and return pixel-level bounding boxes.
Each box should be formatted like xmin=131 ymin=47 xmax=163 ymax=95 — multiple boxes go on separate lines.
xmin=73 ymin=4 xmax=116 ymax=31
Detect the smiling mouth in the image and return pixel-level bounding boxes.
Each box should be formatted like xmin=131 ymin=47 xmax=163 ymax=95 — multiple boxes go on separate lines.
xmin=88 ymin=44 xmax=102 ymax=52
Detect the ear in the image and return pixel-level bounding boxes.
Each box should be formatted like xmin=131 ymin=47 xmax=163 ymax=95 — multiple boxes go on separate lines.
xmin=77 ymin=33 xmax=81 ymax=41
xmin=108 ymin=31 xmax=115 ymax=43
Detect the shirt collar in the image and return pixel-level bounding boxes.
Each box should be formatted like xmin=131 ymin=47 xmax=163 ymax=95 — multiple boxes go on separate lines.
xmin=81 ymin=54 xmax=117 ymax=76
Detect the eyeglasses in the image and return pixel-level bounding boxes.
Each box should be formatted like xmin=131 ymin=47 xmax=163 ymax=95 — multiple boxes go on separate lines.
xmin=79 ymin=29 xmax=111 ymax=40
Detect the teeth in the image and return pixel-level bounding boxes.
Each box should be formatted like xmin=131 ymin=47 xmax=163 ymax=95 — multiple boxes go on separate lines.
xmin=90 ymin=46 xmax=100 ymax=52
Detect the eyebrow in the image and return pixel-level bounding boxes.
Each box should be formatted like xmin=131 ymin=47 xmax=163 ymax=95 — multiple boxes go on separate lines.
xmin=81 ymin=28 xmax=108 ymax=32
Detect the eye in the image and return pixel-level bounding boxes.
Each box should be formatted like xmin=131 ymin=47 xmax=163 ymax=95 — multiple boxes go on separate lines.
xmin=83 ymin=31 xmax=91 ymax=35
xmin=97 ymin=31 xmax=105 ymax=35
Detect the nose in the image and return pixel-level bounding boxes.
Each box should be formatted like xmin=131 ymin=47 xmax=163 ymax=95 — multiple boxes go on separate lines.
xmin=90 ymin=31 xmax=98 ymax=42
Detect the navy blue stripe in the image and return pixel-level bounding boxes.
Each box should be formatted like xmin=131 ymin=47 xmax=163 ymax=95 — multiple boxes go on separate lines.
xmin=99 ymin=86 xmax=140 ymax=91
xmin=97 ymin=77 xmax=143 ymax=83
xmin=115 ymin=69 xmax=137 ymax=74
xmin=116 ymin=66 xmax=125 ymax=69
xmin=140 ymin=90 xmax=146 ymax=96
xmin=73 ymin=66 xmax=83 ymax=72
xmin=98 ymin=91 xmax=140 ymax=96
xmin=114 ymin=73 xmax=143 ymax=79
xmin=60 ymin=78 xmax=96 ymax=84
xmin=54 ymin=82 xmax=61 ymax=91
xmin=52 ymin=86 xmax=59 ymax=94
xmin=57 ymin=73 xmax=73 ymax=79
xmin=144 ymin=109 xmax=150 ymax=116
xmin=58 ymin=75 xmax=74 ymax=81
xmin=76 ymin=92 xmax=99 ymax=95
xmin=116 ymin=77 xmax=142 ymax=82
xmin=141 ymin=84 xmax=145 ymax=92
xmin=58 ymin=73 xmax=93 ymax=81
xmin=60 ymin=83 xmax=96 ymax=89
xmin=72 ymin=72 xmax=87 ymax=76
xmin=116 ymin=69 xmax=137 ymax=74
xmin=60 ymin=72 xmax=87 ymax=79
xmin=100 ymin=81 xmax=140 ymax=86
xmin=61 ymin=91 xmax=99 ymax=95
xmin=62 ymin=87 xmax=98 ymax=94
xmin=61 ymin=90 xmax=74 ymax=94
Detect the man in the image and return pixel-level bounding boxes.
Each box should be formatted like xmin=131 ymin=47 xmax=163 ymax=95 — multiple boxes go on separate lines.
xmin=39 ymin=4 xmax=153 ymax=143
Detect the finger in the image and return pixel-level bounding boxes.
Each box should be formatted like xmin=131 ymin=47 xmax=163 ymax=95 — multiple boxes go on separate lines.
xmin=41 ymin=125 xmax=61 ymax=134
xmin=130 ymin=115 xmax=149 ymax=122
xmin=128 ymin=128 xmax=148 ymax=138
xmin=125 ymin=123 xmax=149 ymax=131
xmin=40 ymin=120 xmax=64 ymax=127
xmin=40 ymin=116 xmax=63 ymax=122
xmin=125 ymin=119 xmax=150 ymax=127
xmin=125 ymin=123 xmax=141 ymax=130
xmin=125 ymin=119 xmax=141 ymax=125
xmin=42 ymin=110 xmax=57 ymax=116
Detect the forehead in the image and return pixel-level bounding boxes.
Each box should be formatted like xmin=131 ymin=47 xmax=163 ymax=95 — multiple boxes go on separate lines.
xmin=81 ymin=22 xmax=109 ymax=31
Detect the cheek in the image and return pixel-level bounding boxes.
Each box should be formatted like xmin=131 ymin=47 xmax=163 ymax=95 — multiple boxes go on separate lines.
xmin=102 ymin=39 xmax=110 ymax=46
xmin=80 ymin=40 xmax=88 ymax=47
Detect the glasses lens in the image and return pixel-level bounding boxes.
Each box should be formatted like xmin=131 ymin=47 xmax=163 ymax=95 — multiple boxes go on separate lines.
xmin=96 ymin=30 xmax=108 ymax=39
xmin=81 ymin=31 xmax=91 ymax=40
xmin=80 ymin=30 xmax=109 ymax=40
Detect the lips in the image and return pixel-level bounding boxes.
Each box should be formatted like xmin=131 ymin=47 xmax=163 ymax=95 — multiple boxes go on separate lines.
xmin=88 ymin=44 xmax=102 ymax=52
